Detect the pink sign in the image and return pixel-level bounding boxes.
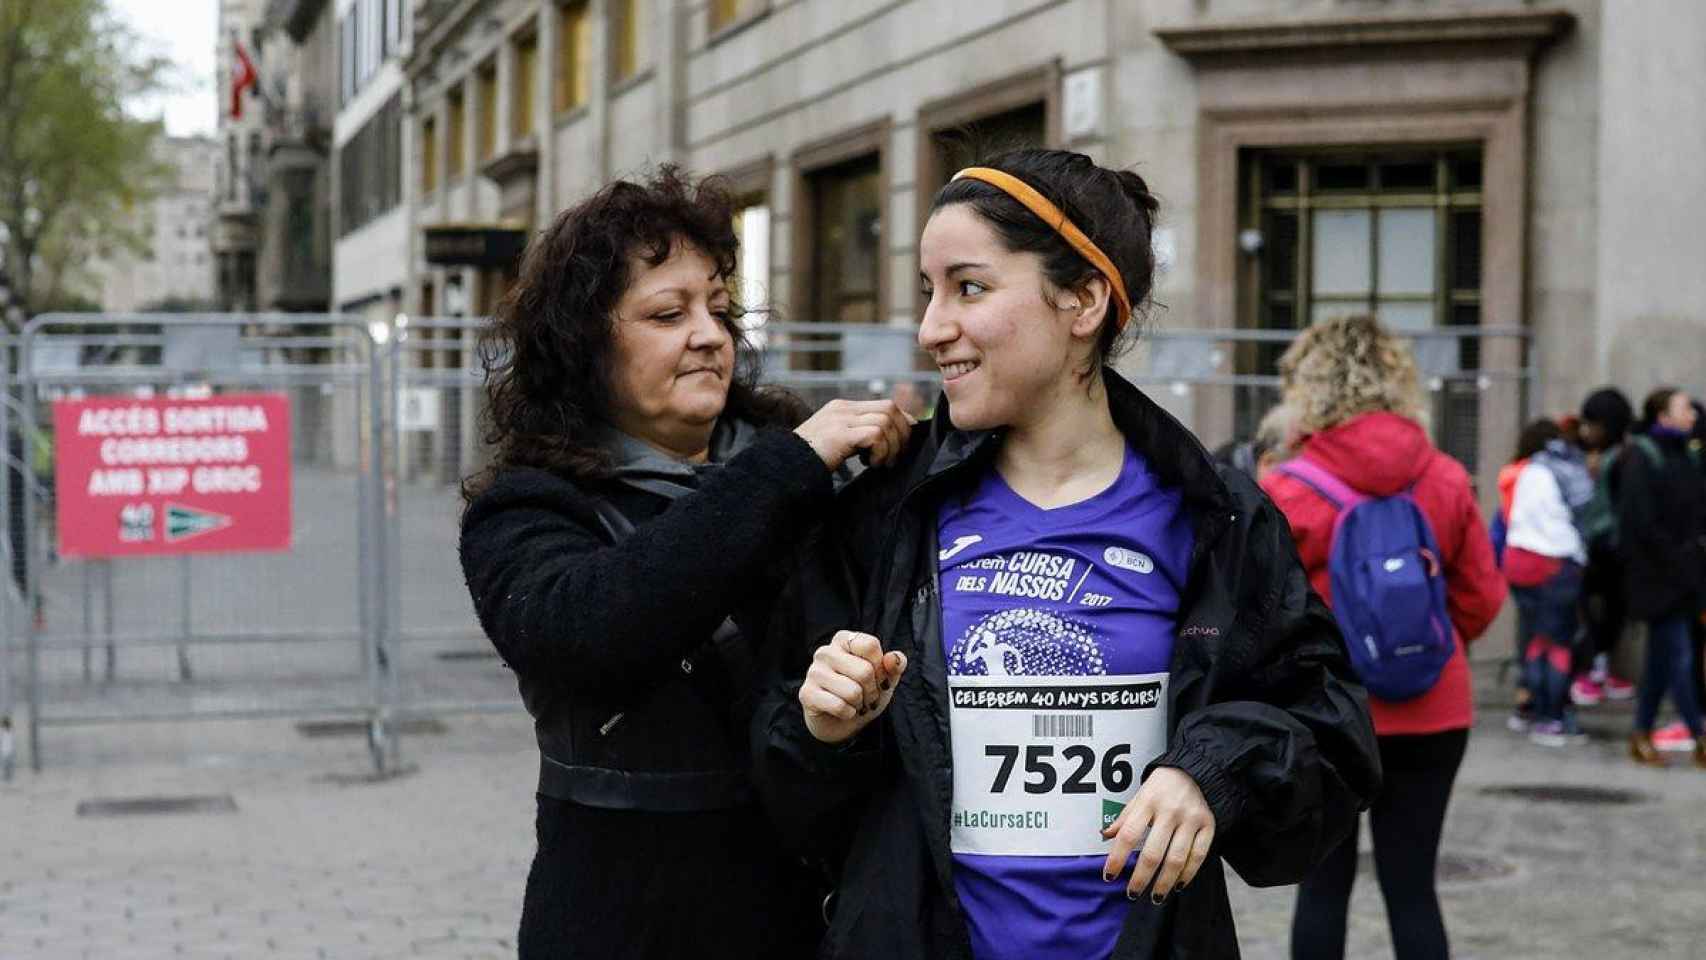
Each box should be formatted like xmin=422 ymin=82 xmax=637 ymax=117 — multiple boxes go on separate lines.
xmin=53 ymin=393 xmax=293 ymax=557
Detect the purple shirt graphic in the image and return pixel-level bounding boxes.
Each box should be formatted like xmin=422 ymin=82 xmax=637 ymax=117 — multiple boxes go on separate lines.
xmin=937 ymin=444 xmax=1194 ymax=960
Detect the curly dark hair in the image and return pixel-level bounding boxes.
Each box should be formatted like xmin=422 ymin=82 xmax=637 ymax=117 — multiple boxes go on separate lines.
xmin=462 ymin=165 xmax=805 ymax=502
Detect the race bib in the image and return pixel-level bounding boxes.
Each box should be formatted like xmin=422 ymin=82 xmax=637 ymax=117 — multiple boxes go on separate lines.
xmin=949 ymin=672 xmax=1169 ymax=856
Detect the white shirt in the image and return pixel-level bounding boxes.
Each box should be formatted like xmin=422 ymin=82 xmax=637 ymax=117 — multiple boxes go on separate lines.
xmin=1507 ymin=461 xmax=1587 ymax=564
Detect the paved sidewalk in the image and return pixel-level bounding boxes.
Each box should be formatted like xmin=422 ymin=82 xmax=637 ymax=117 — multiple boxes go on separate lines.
xmin=3 ymin=660 xmax=1704 ymax=959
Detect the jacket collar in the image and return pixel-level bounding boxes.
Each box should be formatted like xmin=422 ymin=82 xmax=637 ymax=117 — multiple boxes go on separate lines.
xmin=900 ymin=367 xmax=1234 ymax=513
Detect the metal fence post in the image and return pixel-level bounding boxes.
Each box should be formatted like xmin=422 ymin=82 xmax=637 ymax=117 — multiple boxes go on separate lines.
xmin=21 ymin=324 xmax=40 ymax=772
xmin=365 ymin=316 xmax=393 ymax=774
xmin=176 ymin=554 xmax=193 ymax=682
xmin=103 ymin=560 xmax=114 ymax=682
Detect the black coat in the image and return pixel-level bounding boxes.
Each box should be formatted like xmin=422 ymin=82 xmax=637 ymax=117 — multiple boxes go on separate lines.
xmin=1616 ymin=433 xmax=1706 ymax=620
xmin=460 ymin=428 xmax=833 ymax=958
xmin=753 ymin=372 xmax=1382 ymax=960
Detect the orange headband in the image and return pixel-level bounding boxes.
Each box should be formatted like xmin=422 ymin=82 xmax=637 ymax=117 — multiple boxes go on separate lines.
xmin=952 ymin=166 xmax=1132 ymax=330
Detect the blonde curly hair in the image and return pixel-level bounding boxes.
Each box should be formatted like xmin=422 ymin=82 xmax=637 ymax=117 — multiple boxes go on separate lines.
xmin=1278 ymin=314 xmax=1425 ymax=435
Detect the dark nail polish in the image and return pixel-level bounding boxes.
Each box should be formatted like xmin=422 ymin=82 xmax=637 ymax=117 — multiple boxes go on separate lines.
xmin=1102 ymin=872 xmax=1115 ymax=883
xmin=1126 ymin=890 xmax=1139 ymax=902
xmin=1151 ymin=892 xmax=1166 ymax=905
xmin=880 ymin=680 xmax=891 ymax=691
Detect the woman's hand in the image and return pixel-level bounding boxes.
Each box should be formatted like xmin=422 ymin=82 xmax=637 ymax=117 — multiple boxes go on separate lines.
xmin=799 ymin=630 xmax=909 ymax=744
xmin=795 ymin=400 xmax=916 ymax=470
xmin=1101 ymin=766 xmax=1216 ymax=903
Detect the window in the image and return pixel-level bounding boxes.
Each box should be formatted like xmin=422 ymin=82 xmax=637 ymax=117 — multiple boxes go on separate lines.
xmin=225 ymin=135 xmax=238 ymax=201
xmin=355 ymin=0 xmax=369 ymax=87
xmin=364 ymin=0 xmax=382 ymax=83
xmin=1240 ymin=149 xmax=1485 ymax=467
xmin=512 ymin=33 xmax=538 ymax=141
xmin=926 ymin=101 xmax=1046 ymax=200
xmin=340 ymin=14 xmax=355 ymax=105
xmin=612 ymin=0 xmax=646 ymax=84
xmin=804 ymin=154 xmax=882 ymax=369
xmin=554 ymin=1 xmax=591 ymax=114
xmin=421 ymin=115 xmax=438 ymax=192
xmin=733 ymin=200 xmax=771 ymax=309
xmin=709 ymin=0 xmax=760 ymax=33
xmin=475 ymin=61 xmax=497 ymax=162
xmin=384 ymin=0 xmax=404 ymax=60
xmin=339 ymin=95 xmax=402 ymax=237
xmin=447 ymin=87 xmax=465 ymax=178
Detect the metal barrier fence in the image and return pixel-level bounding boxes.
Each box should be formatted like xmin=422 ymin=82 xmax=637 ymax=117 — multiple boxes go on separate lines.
xmin=3 ymin=315 xmax=395 ymax=775
xmin=0 ymin=313 xmax=1531 ymax=777
xmin=757 ymin=321 xmax=1533 ymax=485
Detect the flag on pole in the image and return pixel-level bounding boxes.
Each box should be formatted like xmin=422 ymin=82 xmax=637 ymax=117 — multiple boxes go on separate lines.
xmin=230 ymin=37 xmax=258 ymax=120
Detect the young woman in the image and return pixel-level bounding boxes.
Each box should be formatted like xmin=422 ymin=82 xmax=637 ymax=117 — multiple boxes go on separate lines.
xmin=1503 ymin=418 xmax=1594 ymax=745
xmin=755 ymin=149 xmax=1381 ymax=960
xmin=1573 ymin=388 xmax=1638 ymax=705
xmin=1259 ymin=314 xmax=1507 ymax=960
xmin=1621 ymin=387 xmax=1706 ymax=767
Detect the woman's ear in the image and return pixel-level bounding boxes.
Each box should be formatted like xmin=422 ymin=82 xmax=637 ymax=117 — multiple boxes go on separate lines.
xmin=1068 ymin=274 xmax=1113 ymax=340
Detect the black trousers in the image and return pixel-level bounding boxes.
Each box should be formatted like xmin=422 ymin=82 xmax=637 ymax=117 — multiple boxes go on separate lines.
xmin=1575 ymin=542 xmax=1627 ymax=676
xmin=1693 ymin=618 xmax=1706 ymax=716
xmin=1291 ymin=728 xmax=1470 ymax=960
xmin=519 ymin=796 xmax=821 ymax=959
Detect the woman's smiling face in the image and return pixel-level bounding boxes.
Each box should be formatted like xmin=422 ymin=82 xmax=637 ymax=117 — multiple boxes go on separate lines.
xmin=916 ymin=204 xmax=1096 ymax=432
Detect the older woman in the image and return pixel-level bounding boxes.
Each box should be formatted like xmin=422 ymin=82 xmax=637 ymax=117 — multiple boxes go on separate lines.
xmin=459 ymin=167 xmax=912 ymax=958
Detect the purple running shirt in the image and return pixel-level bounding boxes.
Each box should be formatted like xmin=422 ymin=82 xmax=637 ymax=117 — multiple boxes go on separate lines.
xmin=937 ymin=444 xmax=1194 ymax=960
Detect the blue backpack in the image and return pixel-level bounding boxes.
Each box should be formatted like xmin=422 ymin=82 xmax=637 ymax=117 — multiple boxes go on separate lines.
xmin=1276 ymin=458 xmax=1455 ymax=701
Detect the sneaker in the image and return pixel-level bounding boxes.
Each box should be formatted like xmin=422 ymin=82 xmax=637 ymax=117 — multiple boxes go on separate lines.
xmin=1507 ymin=710 xmax=1533 ymax=733
xmin=1601 ymin=675 xmax=1636 ymax=701
xmin=1653 ymin=722 xmax=1697 ymax=752
xmin=1570 ymin=678 xmax=1604 ymax=706
xmin=1560 ymin=713 xmax=1590 ymax=741
xmin=1530 ymin=720 xmax=1571 ymax=748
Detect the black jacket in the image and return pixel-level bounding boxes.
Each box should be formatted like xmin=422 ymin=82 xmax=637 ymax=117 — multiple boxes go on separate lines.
xmin=754 ymin=372 xmax=1381 ymax=960
xmin=460 ymin=427 xmax=832 ymax=957
xmin=1616 ymin=433 xmax=1706 ymax=620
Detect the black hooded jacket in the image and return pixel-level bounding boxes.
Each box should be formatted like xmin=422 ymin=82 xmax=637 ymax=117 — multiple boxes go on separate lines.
xmin=1616 ymin=430 xmax=1706 ymax=621
xmin=753 ymin=371 xmax=1382 ymax=959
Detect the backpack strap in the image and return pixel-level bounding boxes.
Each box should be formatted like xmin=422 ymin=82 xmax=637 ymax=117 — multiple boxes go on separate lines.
xmin=1275 ymin=457 xmax=1368 ymax=512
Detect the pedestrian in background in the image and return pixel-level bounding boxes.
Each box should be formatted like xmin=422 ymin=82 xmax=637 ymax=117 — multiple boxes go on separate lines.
xmin=1214 ymin=401 xmax=1300 ymax=483
xmin=1502 ymin=418 xmax=1594 ymax=745
xmin=1571 ymin=388 xmax=1638 ymax=706
xmin=458 ymin=166 xmax=913 ymax=957
xmin=1621 ymin=387 xmax=1706 ymax=768
xmin=1263 ymin=314 xmax=1506 ymax=960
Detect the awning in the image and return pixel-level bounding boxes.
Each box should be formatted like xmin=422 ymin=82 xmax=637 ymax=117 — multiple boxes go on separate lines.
xmin=423 ymin=223 xmax=528 ymax=268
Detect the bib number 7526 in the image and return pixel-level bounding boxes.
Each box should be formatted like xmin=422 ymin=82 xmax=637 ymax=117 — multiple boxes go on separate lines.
xmin=984 ymin=742 xmax=1135 ymax=795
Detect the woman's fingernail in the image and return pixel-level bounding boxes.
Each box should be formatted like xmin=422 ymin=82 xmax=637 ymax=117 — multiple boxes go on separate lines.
xmin=1151 ymin=892 xmax=1166 ymax=905
xmin=1102 ymin=872 xmax=1115 ymax=883
xmin=880 ymin=680 xmax=891 ymax=691
xmin=1126 ymin=890 xmax=1140 ymax=902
